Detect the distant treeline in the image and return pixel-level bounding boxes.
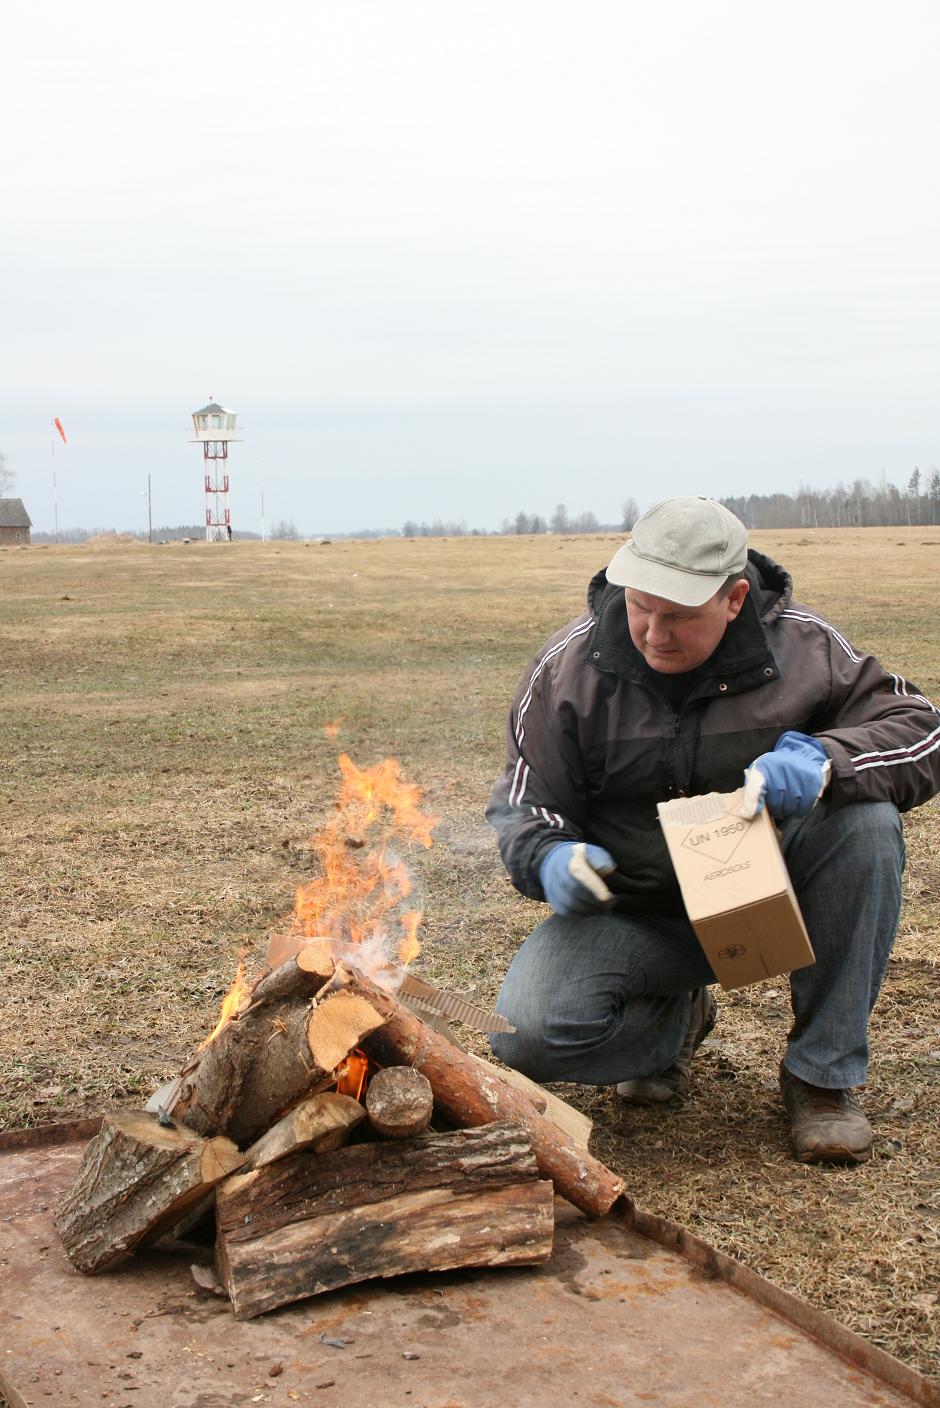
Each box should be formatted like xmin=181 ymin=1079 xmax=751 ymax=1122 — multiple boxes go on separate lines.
xmin=722 ymin=470 xmax=940 ymax=529
xmin=404 ymin=472 xmax=940 ymax=537
xmin=21 ymin=470 xmax=940 ymax=543
xmin=402 ymin=501 xmax=636 ymax=538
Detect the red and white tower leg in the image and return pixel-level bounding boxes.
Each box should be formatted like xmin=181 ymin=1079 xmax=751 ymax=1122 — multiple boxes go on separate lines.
xmin=204 ymin=441 xmax=231 ymax=542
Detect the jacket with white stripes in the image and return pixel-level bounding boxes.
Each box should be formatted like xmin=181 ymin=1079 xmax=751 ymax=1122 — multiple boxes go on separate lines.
xmin=486 ymin=549 xmax=940 ymax=915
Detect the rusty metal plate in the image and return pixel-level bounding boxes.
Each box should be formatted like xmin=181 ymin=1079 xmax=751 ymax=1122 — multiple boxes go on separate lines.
xmin=1 ymin=1126 xmax=935 ymax=1408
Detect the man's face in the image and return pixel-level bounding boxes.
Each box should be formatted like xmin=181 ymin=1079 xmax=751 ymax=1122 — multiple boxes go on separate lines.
xmin=625 ymin=581 xmax=749 ymax=673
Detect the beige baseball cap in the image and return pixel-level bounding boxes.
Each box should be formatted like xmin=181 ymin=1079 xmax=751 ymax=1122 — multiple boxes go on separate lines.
xmin=606 ymin=496 xmax=748 ymax=607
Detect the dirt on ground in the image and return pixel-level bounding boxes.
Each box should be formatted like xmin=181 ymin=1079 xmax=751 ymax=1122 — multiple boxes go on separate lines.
xmin=1 ymin=530 xmax=937 ymax=1382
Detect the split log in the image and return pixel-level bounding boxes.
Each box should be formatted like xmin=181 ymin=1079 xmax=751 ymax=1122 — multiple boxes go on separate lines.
xmin=329 ymin=965 xmax=625 ymax=1218
xmin=241 ymin=1092 xmax=366 ymax=1171
xmin=215 ymin=1121 xmax=553 ymax=1318
xmin=306 ymin=988 xmax=386 ymax=1072
xmin=172 ymin=953 xmax=341 ymax=1144
xmin=55 ymin=1111 xmax=244 ymax=1274
xmin=365 ymin=1065 xmax=433 ymax=1138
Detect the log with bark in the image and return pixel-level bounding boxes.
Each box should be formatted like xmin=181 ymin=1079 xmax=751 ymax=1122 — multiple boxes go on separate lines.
xmin=215 ymin=1120 xmax=553 ymax=1318
xmin=325 ymin=965 xmax=625 ymax=1217
xmin=468 ymin=1053 xmax=593 ymax=1148
xmin=55 ymin=1111 xmax=244 ymax=1273
xmin=171 ymin=950 xmax=359 ymax=1145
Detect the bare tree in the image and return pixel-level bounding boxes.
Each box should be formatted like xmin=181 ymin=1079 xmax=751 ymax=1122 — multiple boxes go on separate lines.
xmin=927 ymin=469 xmax=940 ymax=525
xmin=550 ymin=503 xmax=570 ymax=534
xmin=621 ymin=497 xmax=640 ymax=530
xmin=570 ymin=509 xmax=600 ymax=533
xmin=906 ymin=467 xmax=921 ymax=526
xmin=0 ymin=451 xmax=14 ymax=497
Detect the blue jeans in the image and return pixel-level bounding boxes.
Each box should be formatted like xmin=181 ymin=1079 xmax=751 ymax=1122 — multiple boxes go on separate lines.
xmin=490 ymin=802 xmax=905 ymax=1090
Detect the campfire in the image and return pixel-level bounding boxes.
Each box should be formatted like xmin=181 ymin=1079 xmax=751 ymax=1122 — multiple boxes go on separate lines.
xmin=54 ymin=754 xmax=624 ymax=1319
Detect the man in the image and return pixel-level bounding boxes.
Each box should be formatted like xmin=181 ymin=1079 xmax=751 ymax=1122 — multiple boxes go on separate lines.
xmin=486 ymin=496 xmax=939 ymax=1164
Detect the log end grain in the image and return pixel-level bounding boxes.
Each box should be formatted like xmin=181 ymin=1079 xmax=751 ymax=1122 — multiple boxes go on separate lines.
xmin=307 ymin=990 xmax=386 ymax=1073
xmin=365 ymin=1065 xmax=433 ymax=1139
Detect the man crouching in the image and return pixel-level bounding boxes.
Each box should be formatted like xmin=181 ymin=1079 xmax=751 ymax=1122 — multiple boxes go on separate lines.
xmin=486 ymin=496 xmax=939 ymax=1164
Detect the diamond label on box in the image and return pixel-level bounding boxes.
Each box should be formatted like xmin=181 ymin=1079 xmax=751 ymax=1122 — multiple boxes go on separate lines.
xmin=679 ymin=817 xmax=749 ymax=866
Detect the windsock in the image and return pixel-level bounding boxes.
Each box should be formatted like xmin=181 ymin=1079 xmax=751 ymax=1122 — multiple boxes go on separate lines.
xmin=53 ymin=417 xmax=67 ymax=445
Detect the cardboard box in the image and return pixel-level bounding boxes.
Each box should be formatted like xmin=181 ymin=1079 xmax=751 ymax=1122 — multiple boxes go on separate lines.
xmin=657 ymin=788 xmax=815 ymax=988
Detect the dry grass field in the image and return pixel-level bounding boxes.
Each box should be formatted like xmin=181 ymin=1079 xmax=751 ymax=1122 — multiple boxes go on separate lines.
xmin=1 ymin=528 xmax=938 ymax=1381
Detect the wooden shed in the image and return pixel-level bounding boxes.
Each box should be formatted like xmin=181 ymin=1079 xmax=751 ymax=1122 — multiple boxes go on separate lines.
xmin=0 ymin=499 xmax=31 ymax=545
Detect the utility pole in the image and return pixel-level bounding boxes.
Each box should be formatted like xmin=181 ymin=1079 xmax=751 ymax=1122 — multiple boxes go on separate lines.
xmin=147 ymin=473 xmax=153 ymax=544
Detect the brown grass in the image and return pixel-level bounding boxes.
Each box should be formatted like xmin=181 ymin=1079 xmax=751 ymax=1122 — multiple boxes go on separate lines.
xmin=1 ymin=528 xmax=937 ymax=1379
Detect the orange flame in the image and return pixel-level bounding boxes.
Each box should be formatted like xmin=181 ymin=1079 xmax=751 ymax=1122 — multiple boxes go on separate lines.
xmin=201 ymin=961 xmax=251 ymax=1047
xmin=399 ymin=910 xmax=422 ymax=967
xmin=335 ymin=1049 xmax=370 ymax=1100
xmin=294 ymin=753 xmax=438 ymax=970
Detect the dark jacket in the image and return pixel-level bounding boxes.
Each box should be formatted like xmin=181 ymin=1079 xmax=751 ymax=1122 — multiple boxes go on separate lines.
xmin=486 ymin=550 xmax=940 ymax=916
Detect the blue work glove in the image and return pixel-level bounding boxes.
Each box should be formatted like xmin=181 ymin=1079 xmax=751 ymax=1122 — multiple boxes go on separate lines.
xmin=539 ymin=842 xmax=617 ymax=916
xmin=736 ymin=731 xmax=831 ymax=820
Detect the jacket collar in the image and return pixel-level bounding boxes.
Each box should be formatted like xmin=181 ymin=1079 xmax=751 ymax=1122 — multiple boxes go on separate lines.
xmin=585 ymin=558 xmax=781 ymax=696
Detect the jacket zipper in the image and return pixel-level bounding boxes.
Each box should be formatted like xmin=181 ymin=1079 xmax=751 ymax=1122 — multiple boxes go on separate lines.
xmin=672 ymin=709 xmax=686 ymax=797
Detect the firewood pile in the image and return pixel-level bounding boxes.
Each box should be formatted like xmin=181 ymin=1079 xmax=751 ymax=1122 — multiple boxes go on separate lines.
xmin=54 ymin=938 xmax=626 ymax=1320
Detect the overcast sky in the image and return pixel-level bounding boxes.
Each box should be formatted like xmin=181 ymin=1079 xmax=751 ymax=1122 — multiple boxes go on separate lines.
xmin=2 ymin=1 xmax=938 ymax=535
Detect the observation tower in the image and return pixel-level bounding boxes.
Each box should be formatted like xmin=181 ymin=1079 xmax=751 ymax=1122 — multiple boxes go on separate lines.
xmin=190 ymin=401 xmax=241 ymax=541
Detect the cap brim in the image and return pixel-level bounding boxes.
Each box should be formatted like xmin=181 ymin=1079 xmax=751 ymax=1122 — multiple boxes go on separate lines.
xmin=605 ymin=541 xmax=728 ymax=607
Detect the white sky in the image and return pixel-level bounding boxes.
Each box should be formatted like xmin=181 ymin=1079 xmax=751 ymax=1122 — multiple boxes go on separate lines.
xmin=2 ymin=1 xmax=938 ymax=534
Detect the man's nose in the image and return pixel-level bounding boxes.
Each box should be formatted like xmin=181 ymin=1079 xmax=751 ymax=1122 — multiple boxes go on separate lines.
xmin=646 ymin=615 xmax=670 ymax=644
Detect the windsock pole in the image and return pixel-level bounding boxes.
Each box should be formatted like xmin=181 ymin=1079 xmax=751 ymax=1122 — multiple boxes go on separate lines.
xmin=51 ymin=417 xmax=67 ymax=542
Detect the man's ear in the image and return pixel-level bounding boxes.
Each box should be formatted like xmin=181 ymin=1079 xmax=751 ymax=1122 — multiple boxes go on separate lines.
xmin=725 ymin=579 xmax=750 ymax=621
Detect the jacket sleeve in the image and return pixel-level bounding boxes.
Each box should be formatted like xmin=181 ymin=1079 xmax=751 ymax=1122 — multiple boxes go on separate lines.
xmin=485 ymin=626 xmax=592 ymax=899
xmin=812 ymin=628 xmax=940 ymax=813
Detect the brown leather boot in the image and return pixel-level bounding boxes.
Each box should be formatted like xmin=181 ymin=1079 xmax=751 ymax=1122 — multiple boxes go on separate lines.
xmin=616 ymin=988 xmax=717 ymax=1105
xmin=779 ymin=1063 xmax=873 ymax=1164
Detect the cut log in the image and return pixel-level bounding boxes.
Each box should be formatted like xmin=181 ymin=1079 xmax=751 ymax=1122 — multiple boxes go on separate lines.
xmin=252 ymin=944 xmax=336 ymax=1000
xmin=217 ymin=1119 xmax=541 ymax=1232
xmin=172 ymin=955 xmax=340 ymax=1144
xmin=55 ymin=1111 xmax=244 ymax=1274
xmin=220 ymin=1181 xmax=554 ymax=1320
xmin=264 ymin=933 xmax=335 ymax=975
xmin=215 ymin=1121 xmax=554 ymax=1318
xmin=365 ymin=1065 xmax=433 ymax=1138
xmin=328 ymin=965 xmax=625 ymax=1218
xmin=241 ymin=1092 xmax=366 ymax=1171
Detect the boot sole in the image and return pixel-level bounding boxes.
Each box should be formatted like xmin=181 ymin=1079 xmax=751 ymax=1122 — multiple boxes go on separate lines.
xmin=797 ymin=1144 xmax=872 ymax=1166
